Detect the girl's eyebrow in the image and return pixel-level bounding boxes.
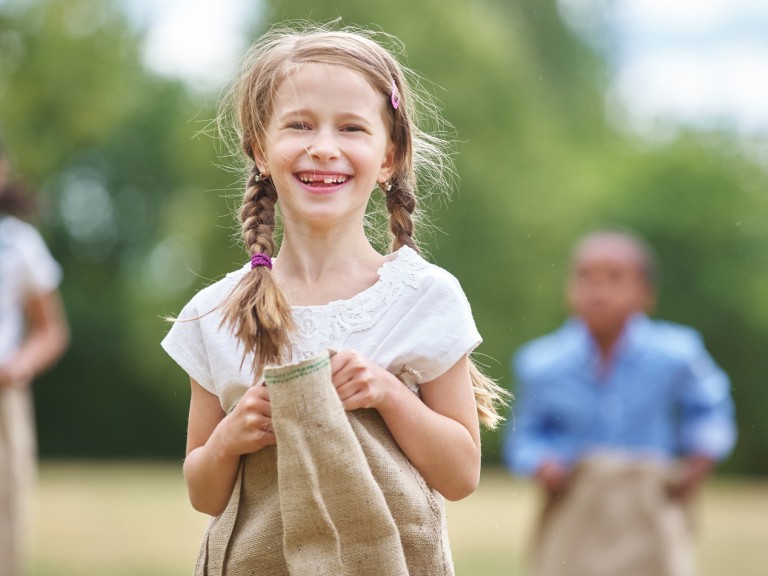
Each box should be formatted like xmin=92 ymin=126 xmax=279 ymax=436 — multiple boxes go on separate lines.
xmin=275 ymin=108 xmax=310 ymax=121
xmin=277 ymin=108 xmax=373 ymax=125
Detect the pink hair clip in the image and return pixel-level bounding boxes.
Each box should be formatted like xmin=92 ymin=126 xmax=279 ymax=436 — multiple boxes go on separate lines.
xmin=390 ymin=79 xmax=400 ymax=110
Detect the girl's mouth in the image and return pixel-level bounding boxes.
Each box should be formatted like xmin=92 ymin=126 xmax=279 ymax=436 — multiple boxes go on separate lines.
xmin=296 ymin=172 xmax=349 ymax=186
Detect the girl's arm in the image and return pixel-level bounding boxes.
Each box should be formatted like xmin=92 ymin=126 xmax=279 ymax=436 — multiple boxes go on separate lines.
xmin=332 ymin=351 xmax=481 ymax=501
xmin=0 ymin=290 xmax=69 ymax=388
xmin=184 ymin=379 xmax=276 ymax=516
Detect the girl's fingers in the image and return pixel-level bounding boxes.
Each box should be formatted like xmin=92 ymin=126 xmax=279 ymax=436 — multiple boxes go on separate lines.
xmin=239 ymin=385 xmax=272 ymax=417
xmin=335 ymin=380 xmax=375 ymax=410
xmin=256 ymin=429 xmax=276 ymax=446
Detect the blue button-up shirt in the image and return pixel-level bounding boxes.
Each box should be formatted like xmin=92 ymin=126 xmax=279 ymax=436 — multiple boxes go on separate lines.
xmin=504 ymin=314 xmax=737 ymax=476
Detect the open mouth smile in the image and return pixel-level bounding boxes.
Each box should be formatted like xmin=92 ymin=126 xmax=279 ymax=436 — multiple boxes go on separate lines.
xmin=296 ymin=172 xmax=350 ymax=186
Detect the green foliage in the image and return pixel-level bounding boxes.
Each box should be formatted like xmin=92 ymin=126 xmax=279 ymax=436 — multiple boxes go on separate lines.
xmin=1 ymin=0 xmax=766 ymax=474
xmin=1 ymin=0 xmax=240 ymax=458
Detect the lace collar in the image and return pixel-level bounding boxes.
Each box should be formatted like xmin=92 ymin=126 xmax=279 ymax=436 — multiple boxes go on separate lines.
xmin=289 ymin=245 xmax=426 ymax=360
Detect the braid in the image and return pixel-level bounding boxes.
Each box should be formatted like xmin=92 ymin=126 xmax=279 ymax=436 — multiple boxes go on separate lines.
xmin=385 ymin=177 xmax=510 ymax=429
xmin=241 ymin=168 xmax=277 ymax=257
xmin=385 ymin=176 xmax=418 ymax=253
xmin=220 ymin=167 xmax=295 ymax=380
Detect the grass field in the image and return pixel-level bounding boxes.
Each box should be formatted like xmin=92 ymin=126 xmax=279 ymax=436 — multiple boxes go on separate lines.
xmin=24 ymin=461 xmax=768 ymax=576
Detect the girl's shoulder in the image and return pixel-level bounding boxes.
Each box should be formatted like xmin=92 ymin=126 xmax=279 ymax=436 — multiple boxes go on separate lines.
xmin=361 ymin=245 xmax=473 ymax=319
xmin=381 ymin=245 xmax=465 ymax=293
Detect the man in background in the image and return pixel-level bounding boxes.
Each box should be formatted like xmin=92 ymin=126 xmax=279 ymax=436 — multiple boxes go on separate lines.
xmin=504 ymin=229 xmax=736 ymax=576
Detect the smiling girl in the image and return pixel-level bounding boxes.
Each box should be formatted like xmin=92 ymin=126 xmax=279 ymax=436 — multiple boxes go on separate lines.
xmin=162 ymin=23 xmax=506 ymax=575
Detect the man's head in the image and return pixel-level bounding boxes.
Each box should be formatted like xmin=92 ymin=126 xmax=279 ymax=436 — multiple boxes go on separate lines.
xmin=566 ymin=230 xmax=657 ymax=341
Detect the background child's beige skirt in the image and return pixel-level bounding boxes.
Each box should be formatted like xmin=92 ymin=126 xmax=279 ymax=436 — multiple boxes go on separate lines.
xmin=0 ymin=387 xmax=37 ymax=576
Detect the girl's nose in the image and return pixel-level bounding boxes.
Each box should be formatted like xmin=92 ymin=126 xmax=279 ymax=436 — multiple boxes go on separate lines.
xmin=307 ymin=128 xmax=340 ymax=161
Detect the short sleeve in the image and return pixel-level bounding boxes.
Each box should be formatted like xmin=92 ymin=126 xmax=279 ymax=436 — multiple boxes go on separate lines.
xmin=161 ymin=297 xmax=215 ymax=393
xmin=13 ymin=218 xmax=62 ymax=294
xmin=377 ymin=267 xmax=481 ymax=384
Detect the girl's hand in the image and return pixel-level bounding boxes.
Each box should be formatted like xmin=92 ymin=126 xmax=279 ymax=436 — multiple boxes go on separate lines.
xmin=331 ymin=352 xmax=482 ymax=501
xmin=330 ymin=349 xmax=400 ymax=411
xmin=216 ymin=384 xmax=276 ymax=456
xmin=184 ymin=379 xmax=274 ymax=516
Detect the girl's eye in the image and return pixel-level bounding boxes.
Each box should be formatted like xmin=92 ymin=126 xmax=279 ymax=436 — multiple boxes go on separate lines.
xmin=285 ymin=122 xmax=310 ymax=130
xmin=342 ymin=125 xmax=365 ymax=133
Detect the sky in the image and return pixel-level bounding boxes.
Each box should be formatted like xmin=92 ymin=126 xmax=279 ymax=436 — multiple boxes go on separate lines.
xmin=124 ymin=0 xmax=768 ymax=138
xmin=123 ymin=0 xmax=260 ymax=92
xmin=604 ymin=0 xmax=768 ymax=138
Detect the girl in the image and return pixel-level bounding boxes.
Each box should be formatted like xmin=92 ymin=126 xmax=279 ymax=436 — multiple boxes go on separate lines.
xmin=162 ymin=23 xmax=506 ymax=575
xmin=0 ymin=138 xmax=70 ymax=576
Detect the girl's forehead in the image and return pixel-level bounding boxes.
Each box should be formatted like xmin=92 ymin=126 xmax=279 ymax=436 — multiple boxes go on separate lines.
xmin=276 ymin=62 xmax=378 ymax=93
xmin=269 ymin=63 xmax=387 ymax=120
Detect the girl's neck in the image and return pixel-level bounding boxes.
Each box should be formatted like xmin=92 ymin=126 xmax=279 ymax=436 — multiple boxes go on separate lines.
xmin=273 ymin=228 xmax=390 ymax=306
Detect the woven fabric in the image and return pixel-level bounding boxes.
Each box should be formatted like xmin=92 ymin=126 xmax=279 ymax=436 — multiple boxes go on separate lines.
xmin=533 ymin=455 xmax=695 ymax=576
xmin=0 ymin=387 xmax=36 ymax=576
xmin=195 ymin=351 xmax=453 ymax=576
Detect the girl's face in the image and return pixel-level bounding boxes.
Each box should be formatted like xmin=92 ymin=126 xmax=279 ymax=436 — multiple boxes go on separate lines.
xmin=257 ymin=62 xmax=395 ymax=232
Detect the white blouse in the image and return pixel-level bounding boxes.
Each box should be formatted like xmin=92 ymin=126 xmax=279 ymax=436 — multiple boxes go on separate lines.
xmin=0 ymin=216 xmax=62 ymax=363
xmin=161 ymin=246 xmax=481 ymax=412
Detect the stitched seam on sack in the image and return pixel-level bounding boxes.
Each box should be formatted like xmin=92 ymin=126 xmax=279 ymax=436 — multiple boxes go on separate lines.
xmin=264 ymin=357 xmax=330 ymax=384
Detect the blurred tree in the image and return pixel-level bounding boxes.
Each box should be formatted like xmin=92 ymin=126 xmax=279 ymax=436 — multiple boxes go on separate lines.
xmin=0 ymin=0 xmax=239 ymax=458
xmin=0 ymin=0 xmax=765 ymax=474
xmin=263 ymin=0 xmax=768 ymax=473
xmin=262 ymin=0 xmax=623 ymax=458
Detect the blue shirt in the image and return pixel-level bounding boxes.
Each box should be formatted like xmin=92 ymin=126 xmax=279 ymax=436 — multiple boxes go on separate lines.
xmin=503 ymin=314 xmax=736 ymax=476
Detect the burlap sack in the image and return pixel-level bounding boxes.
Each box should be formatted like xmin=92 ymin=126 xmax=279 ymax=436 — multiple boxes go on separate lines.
xmin=196 ymin=351 xmax=453 ymax=576
xmin=532 ymin=455 xmax=695 ymax=576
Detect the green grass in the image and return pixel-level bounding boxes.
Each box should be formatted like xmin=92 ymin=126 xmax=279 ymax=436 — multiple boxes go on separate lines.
xmin=24 ymin=462 xmax=768 ymax=576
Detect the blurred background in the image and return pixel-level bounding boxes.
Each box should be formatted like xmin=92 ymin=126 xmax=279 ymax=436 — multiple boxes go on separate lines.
xmin=1 ymin=0 xmax=767 ymax=574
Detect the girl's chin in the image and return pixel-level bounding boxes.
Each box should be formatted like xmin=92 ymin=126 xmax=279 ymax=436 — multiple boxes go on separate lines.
xmin=282 ymin=204 xmax=368 ymax=228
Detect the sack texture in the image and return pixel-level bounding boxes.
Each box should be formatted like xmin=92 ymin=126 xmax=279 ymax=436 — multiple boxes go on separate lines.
xmin=196 ymin=352 xmax=453 ymax=576
xmin=533 ymin=455 xmax=695 ymax=576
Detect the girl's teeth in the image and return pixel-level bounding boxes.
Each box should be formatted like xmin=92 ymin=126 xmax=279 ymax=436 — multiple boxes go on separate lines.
xmin=298 ymin=174 xmax=347 ymax=184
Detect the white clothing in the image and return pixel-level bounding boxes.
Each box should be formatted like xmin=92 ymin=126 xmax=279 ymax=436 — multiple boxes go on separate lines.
xmin=0 ymin=216 xmax=62 ymax=363
xmin=162 ymin=246 xmax=481 ymax=412
xmin=0 ymin=214 xmax=62 ymax=576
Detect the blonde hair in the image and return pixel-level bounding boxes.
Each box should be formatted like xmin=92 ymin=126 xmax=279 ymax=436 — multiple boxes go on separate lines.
xmin=218 ymin=22 xmax=507 ymax=428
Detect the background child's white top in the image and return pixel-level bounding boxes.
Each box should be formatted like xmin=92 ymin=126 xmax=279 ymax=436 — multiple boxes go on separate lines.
xmin=162 ymin=246 xmax=482 ymax=413
xmin=0 ymin=215 xmax=62 ymax=363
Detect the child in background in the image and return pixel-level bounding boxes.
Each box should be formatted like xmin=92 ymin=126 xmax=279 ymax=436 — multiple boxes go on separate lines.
xmin=162 ymin=23 xmax=506 ymax=575
xmin=504 ymin=229 xmax=736 ymax=576
xmin=0 ymin=137 xmax=70 ymax=576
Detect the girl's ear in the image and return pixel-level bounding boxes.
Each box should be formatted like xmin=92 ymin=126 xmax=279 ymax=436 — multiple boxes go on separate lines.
xmin=378 ymin=143 xmax=396 ymax=183
xmin=251 ymin=144 xmax=269 ymax=176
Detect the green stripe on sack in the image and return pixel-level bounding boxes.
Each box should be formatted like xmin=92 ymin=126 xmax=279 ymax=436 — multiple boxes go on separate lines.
xmin=265 ymin=356 xmax=330 ymax=384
